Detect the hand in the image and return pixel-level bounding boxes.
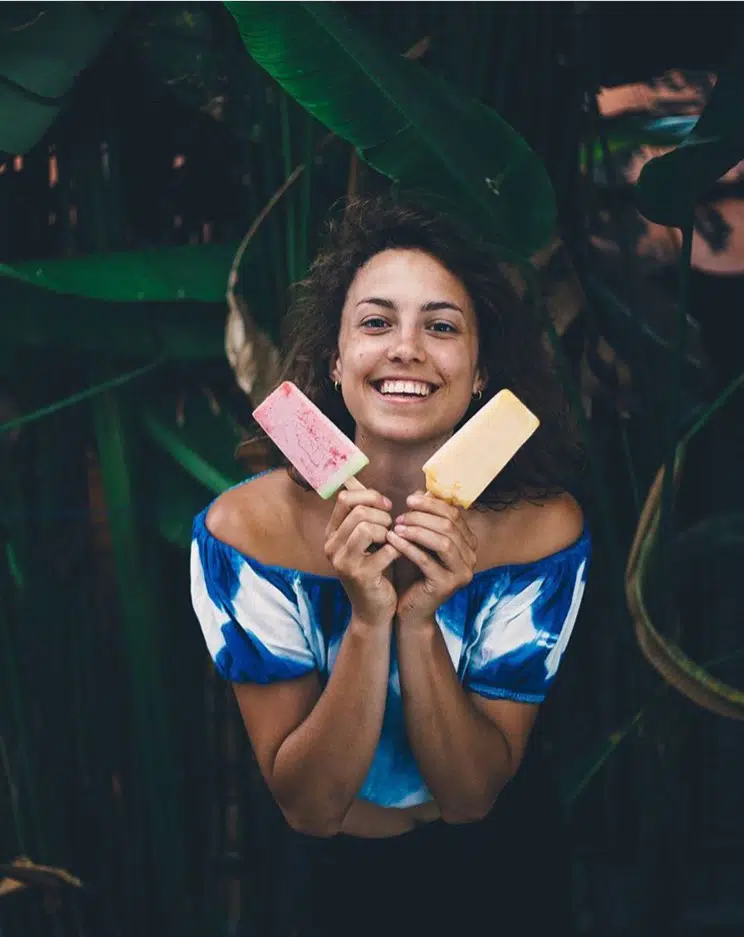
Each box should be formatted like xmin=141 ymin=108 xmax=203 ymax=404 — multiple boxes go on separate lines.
xmin=324 ymin=488 xmax=400 ymax=627
xmin=386 ymin=491 xmax=478 ymax=626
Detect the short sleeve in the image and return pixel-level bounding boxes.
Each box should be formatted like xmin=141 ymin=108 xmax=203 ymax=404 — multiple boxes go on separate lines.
xmin=463 ymin=534 xmax=590 ymax=703
xmin=190 ymin=511 xmax=317 ymax=684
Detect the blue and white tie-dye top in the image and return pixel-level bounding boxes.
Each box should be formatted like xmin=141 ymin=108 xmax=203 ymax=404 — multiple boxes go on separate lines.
xmin=190 ymin=484 xmax=591 ymax=809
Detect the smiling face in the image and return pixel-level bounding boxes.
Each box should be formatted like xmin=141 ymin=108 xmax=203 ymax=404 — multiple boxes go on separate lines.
xmin=331 ymin=248 xmax=484 ymax=448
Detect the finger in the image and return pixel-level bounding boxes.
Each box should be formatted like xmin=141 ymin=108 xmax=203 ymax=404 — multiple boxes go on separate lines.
xmin=326 ymin=489 xmax=392 ymax=538
xmin=405 ymin=492 xmax=477 ymax=550
xmin=365 ymin=543 xmax=401 ymax=578
xmin=391 ymin=522 xmax=473 ymax=573
xmin=386 ymin=529 xmax=445 ymax=580
xmin=334 ymin=522 xmax=391 ymax=571
xmin=327 ymin=505 xmax=394 ymax=556
xmin=394 ymin=510 xmax=477 ymax=557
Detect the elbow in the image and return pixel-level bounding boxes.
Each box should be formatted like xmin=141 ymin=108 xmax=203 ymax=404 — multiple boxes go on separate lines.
xmin=281 ymin=803 xmax=343 ymax=839
xmin=439 ymin=784 xmax=505 ymax=826
xmin=284 ymin=810 xmax=341 ymax=838
xmin=440 ymin=802 xmax=492 ymax=826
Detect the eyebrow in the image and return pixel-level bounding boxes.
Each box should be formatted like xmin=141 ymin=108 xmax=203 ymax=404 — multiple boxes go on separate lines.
xmin=356 ymin=297 xmax=465 ymax=315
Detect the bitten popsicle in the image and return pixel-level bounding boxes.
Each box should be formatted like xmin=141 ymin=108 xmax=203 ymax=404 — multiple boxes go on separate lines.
xmin=252 ymin=381 xmax=368 ymax=498
xmin=422 ymin=389 xmax=539 ymax=509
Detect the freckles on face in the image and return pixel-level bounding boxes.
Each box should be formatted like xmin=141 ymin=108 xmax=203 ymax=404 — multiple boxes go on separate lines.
xmin=331 ymin=249 xmax=483 ymax=442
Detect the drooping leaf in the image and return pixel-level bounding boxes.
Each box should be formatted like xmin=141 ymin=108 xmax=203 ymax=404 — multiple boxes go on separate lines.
xmin=625 ymin=370 xmax=744 ymax=720
xmin=636 ymin=70 xmax=744 ymax=227
xmin=142 ymin=390 xmax=244 ymax=495
xmin=225 ymin=1 xmax=555 ymax=258
xmin=0 ymin=3 xmax=129 ymax=155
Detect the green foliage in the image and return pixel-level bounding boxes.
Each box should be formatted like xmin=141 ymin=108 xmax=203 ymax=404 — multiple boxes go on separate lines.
xmin=0 ymin=3 xmax=128 ymax=154
xmin=225 ymin=1 xmax=556 ymax=258
xmin=0 ymin=241 xmax=240 ymax=302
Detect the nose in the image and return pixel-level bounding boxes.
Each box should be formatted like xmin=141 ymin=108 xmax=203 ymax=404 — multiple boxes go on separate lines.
xmin=386 ymin=325 xmax=426 ymax=363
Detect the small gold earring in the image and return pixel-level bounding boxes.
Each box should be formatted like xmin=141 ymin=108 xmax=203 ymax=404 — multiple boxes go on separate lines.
xmin=473 ymin=389 xmax=482 ymax=400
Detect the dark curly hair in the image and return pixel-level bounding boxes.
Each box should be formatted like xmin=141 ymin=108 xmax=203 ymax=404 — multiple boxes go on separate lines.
xmin=249 ymin=194 xmax=582 ymax=509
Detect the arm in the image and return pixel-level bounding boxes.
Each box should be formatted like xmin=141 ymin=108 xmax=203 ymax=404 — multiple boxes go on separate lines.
xmin=387 ymin=491 xmax=584 ymax=824
xmin=233 ymin=614 xmax=392 ymax=838
xmin=394 ymin=618 xmax=537 ymax=823
xmin=233 ymin=487 xmax=401 ymax=837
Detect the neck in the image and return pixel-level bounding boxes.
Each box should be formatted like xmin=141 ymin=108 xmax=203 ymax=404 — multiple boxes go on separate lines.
xmin=353 ymin=432 xmax=447 ymax=518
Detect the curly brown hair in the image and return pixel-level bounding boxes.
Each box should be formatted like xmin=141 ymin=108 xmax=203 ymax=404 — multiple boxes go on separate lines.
xmin=249 ymin=194 xmax=582 ymax=509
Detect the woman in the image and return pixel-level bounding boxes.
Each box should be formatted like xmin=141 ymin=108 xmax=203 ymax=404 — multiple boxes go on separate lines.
xmin=191 ymin=197 xmax=591 ymax=936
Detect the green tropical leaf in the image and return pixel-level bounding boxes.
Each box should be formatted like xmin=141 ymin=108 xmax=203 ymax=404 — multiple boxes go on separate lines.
xmin=142 ymin=390 xmax=244 ymax=495
xmin=625 ymin=369 xmax=744 ymax=720
xmin=0 ymin=241 xmax=239 ymax=302
xmin=225 ymin=1 xmax=555 ymax=258
xmin=636 ymin=69 xmax=744 ymax=227
xmin=0 ymin=3 xmax=128 ymax=155
xmin=92 ymin=387 xmax=196 ymax=936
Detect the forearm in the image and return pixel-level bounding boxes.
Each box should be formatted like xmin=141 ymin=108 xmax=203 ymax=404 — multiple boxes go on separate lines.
xmin=395 ymin=617 xmax=514 ymax=823
xmin=273 ymin=616 xmax=392 ymax=835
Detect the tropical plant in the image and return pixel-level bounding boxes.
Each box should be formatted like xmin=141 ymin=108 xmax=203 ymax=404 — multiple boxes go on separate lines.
xmin=1 ymin=4 xmax=742 ymax=936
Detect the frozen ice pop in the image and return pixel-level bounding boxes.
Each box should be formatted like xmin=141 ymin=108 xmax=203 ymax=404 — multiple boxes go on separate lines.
xmin=252 ymin=381 xmax=368 ymax=498
xmin=422 ymin=389 xmax=539 ymax=509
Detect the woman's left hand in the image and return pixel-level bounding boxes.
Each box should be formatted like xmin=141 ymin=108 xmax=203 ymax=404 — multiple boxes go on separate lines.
xmin=386 ymin=491 xmax=478 ymax=626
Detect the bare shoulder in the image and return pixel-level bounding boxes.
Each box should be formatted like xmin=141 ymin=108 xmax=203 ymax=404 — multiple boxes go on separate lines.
xmin=473 ymin=492 xmax=585 ymax=569
xmin=523 ymin=492 xmax=585 ymax=558
xmin=205 ymin=470 xmax=296 ymax=561
xmin=205 ymin=469 xmax=333 ymax=572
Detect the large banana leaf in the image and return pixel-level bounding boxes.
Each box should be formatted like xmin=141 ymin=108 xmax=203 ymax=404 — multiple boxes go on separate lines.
xmin=636 ymin=69 xmax=744 ymax=227
xmin=0 ymin=3 xmax=128 ymax=155
xmin=225 ymin=1 xmax=555 ymax=259
xmin=0 ymin=241 xmax=239 ymax=302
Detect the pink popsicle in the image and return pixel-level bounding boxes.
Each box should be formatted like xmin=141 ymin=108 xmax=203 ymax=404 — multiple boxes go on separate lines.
xmin=252 ymin=382 xmax=368 ymax=498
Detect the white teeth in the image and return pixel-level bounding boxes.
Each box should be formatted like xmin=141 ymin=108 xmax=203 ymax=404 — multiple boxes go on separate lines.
xmin=378 ymin=380 xmax=432 ymax=397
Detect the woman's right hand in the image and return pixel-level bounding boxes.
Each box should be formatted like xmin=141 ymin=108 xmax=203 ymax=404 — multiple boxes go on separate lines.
xmin=324 ymin=488 xmax=400 ymax=627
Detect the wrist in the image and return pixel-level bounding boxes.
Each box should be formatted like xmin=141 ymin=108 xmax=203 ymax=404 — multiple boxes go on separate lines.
xmin=395 ymin=612 xmax=438 ymax=634
xmin=348 ymin=611 xmax=395 ymax=636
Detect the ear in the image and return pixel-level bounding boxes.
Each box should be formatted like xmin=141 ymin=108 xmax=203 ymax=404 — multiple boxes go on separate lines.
xmin=473 ymin=366 xmax=488 ymax=396
xmin=330 ymin=351 xmax=342 ymax=384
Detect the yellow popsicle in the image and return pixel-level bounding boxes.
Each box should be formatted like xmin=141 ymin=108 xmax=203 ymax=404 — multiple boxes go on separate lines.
xmin=422 ymin=389 xmax=539 ymax=508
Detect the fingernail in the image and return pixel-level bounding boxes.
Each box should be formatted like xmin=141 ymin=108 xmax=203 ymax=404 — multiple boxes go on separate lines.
xmin=383 ymin=497 xmax=392 ymax=509
xmin=395 ymin=515 xmax=404 ymax=524
xmin=395 ymin=525 xmax=407 ymax=534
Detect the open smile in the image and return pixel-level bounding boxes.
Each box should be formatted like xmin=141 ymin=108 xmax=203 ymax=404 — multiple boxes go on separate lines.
xmin=370 ymin=378 xmax=440 ymax=401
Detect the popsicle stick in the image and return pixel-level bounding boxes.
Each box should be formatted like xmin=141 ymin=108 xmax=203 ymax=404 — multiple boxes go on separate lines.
xmin=343 ymin=476 xmax=365 ymax=491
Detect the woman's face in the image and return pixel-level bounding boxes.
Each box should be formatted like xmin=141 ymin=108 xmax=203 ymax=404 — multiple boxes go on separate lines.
xmin=331 ymin=248 xmax=484 ymax=448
